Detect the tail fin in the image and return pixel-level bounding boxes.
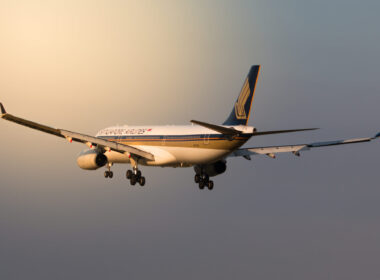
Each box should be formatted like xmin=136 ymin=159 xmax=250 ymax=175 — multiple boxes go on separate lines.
xmin=223 ymin=65 xmax=260 ymax=126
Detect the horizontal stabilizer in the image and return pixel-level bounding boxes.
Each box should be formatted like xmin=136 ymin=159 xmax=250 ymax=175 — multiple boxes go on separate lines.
xmin=192 ymin=119 xmax=318 ymax=137
xmin=251 ymin=128 xmax=318 ymax=136
xmin=190 ymin=120 xmax=241 ymax=135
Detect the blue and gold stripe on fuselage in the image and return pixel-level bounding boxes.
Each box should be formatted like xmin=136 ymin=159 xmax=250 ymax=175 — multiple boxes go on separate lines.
xmin=98 ymin=134 xmax=251 ymax=150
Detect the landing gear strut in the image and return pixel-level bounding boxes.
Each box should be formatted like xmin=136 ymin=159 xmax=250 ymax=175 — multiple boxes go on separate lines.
xmin=195 ymin=173 xmax=214 ymax=190
xmin=104 ymin=163 xmax=113 ymax=179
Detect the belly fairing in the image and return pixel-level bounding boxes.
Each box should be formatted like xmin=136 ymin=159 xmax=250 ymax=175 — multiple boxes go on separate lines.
xmin=140 ymin=146 xmax=230 ymax=166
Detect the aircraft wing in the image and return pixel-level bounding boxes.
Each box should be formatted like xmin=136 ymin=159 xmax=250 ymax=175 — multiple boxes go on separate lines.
xmin=0 ymin=103 xmax=154 ymax=161
xmin=230 ymin=134 xmax=380 ymax=159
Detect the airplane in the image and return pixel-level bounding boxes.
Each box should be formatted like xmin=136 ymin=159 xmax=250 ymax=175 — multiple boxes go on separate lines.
xmin=1 ymin=65 xmax=379 ymax=190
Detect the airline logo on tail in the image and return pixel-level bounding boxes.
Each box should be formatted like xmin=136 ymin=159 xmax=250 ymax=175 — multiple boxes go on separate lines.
xmin=223 ymin=65 xmax=260 ymax=126
xmin=234 ymin=78 xmax=250 ymax=119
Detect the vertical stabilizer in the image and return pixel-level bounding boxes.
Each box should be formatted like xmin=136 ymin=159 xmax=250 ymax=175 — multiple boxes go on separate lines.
xmin=223 ymin=65 xmax=260 ymax=126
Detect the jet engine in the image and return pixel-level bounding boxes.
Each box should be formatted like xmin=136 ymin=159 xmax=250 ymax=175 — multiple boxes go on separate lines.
xmin=194 ymin=160 xmax=227 ymax=177
xmin=77 ymin=149 xmax=107 ymax=170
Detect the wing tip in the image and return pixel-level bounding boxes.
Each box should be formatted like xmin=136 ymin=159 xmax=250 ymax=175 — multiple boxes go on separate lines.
xmin=0 ymin=102 xmax=6 ymax=115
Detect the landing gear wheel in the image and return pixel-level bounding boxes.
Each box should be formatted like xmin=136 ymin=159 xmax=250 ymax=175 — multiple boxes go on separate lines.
xmin=130 ymin=175 xmax=137 ymax=185
xmin=136 ymin=170 xmax=141 ymax=178
xmin=199 ymin=181 xmax=205 ymax=190
xmin=109 ymin=171 xmax=113 ymax=178
xmin=104 ymin=171 xmax=109 ymax=178
xmin=194 ymin=174 xmax=200 ymax=183
xmin=126 ymin=170 xmax=133 ymax=179
xmin=139 ymin=176 xmax=146 ymax=186
xmin=207 ymin=180 xmax=214 ymax=190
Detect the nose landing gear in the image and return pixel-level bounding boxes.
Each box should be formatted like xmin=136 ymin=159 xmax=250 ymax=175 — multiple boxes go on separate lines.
xmin=104 ymin=163 xmax=113 ymax=179
xmin=104 ymin=170 xmax=113 ymax=178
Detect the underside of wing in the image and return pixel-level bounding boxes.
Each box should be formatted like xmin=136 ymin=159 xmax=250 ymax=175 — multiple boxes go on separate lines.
xmin=60 ymin=130 xmax=154 ymax=160
xmin=1 ymin=103 xmax=154 ymax=161
xmin=230 ymin=135 xmax=379 ymax=159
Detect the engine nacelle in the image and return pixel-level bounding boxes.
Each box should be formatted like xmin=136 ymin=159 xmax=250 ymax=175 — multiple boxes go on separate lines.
xmin=77 ymin=149 xmax=107 ymax=170
xmin=194 ymin=160 xmax=227 ymax=177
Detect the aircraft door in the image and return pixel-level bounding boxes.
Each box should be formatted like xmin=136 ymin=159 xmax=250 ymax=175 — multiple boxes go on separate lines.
xmin=117 ymin=129 xmax=123 ymax=144
xmin=204 ymin=134 xmax=210 ymax=145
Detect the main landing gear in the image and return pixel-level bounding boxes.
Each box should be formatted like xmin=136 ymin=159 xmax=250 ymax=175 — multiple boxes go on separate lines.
xmin=126 ymin=168 xmax=146 ymax=186
xmin=195 ymin=174 xmax=214 ymax=190
xmin=104 ymin=163 xmax=113 ymax=179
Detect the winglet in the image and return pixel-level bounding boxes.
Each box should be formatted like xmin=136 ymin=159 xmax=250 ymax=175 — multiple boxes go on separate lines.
xmin=375 ymin=132 xmax=380 ymax=138
xmin=0 ymin=103 xmax=6 ymax=115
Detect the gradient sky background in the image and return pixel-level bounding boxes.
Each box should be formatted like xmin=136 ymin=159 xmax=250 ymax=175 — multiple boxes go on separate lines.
xmin=1 ymin=0 xmax=380 ymax=279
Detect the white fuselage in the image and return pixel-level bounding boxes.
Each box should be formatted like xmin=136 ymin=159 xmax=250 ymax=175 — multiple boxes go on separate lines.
xmin=95 ymin=125 xmax=254 ymax=167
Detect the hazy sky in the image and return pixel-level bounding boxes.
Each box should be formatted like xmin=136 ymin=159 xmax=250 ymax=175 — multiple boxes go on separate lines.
xmin=1 ymin=1 xmax=380 ymax=279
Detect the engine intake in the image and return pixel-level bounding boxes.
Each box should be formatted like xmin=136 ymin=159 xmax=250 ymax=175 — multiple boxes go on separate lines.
xmin=77 ymin=149 xmax=107 ymax=170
